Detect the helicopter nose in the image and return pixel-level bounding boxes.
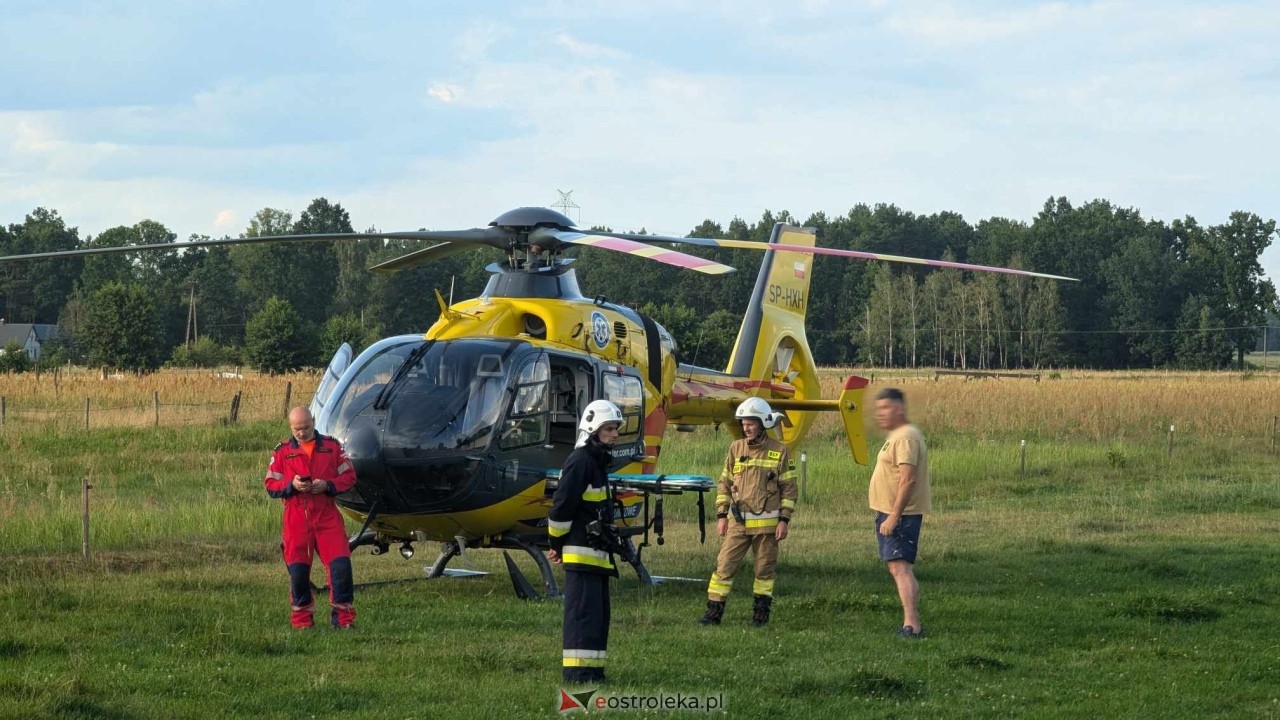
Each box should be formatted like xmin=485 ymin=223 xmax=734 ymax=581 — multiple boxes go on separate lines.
xmin=344 ymin=425 xmax=382 ymax=465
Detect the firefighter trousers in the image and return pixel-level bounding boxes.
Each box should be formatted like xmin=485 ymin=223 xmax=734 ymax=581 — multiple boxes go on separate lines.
xmin=562 ymin=570 xmax=610 ymax=683
xmin=707 ymin=521 xmax=778 ymax=601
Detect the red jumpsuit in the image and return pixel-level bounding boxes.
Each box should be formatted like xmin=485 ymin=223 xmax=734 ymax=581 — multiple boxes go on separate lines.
xmin=264 ymin=434 xmax=358 ymax=628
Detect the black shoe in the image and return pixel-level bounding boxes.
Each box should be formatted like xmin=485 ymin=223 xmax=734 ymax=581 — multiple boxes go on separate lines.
xmin=563 ymin=668 xmax=605 ymax=685
xmin=751 ymin=595 xmax=772 ymax=627
xmin=895 ymin=625 xmax=925 ymax=639
xmin=699 ymin=600 xmax=726 ymax=625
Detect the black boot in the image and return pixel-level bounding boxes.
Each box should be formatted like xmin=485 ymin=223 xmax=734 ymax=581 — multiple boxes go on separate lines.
xmin=751 ymin=595 xmax=772 ymax=627
xmin=699 ymin=600 xmax=726 ymax=625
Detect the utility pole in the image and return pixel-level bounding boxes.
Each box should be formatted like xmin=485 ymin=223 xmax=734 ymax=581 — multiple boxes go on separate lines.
xmin=185 ymin=280 xmax=198 ymax=346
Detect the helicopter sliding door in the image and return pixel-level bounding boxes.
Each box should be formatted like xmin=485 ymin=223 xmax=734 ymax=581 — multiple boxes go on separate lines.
xmin=538 ymin=357 xmax=644 ymax=468
xmin=600 ymin=368 xmax=646 ymax=465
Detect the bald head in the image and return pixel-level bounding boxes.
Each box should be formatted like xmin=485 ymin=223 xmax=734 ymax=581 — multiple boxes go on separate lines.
xmin=289 ymin=406 xmax=315 ymax=443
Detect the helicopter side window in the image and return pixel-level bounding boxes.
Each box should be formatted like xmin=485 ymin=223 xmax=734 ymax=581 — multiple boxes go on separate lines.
xmin=500 ymin=355 xmax=549 ymax=450
xmin=602 ymin=373 xmax=644 ymax=444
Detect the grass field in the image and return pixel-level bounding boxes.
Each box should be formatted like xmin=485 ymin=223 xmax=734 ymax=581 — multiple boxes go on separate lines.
xmin=1 ymin=370 xmax=1279 ymax=718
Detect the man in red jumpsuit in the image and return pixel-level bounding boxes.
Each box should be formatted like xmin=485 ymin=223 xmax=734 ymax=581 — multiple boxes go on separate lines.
xmin=264 ymin=406 xmax=358 ymax=629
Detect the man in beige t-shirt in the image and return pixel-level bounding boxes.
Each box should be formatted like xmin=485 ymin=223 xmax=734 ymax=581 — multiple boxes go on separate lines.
xmin=869 ymin=387 xmax=931 ymax=638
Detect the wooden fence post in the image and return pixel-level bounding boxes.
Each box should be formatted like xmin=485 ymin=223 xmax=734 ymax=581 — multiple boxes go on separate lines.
xmin=84 ymin=398 xmax=90 ymax=429
xmin=153 ymin=391 xmax=160 ymax=427
xmin=82 ymin=477 xmax=92 ymax=561
xmin=1 ymin=396 xmax=5 ymax=426
xmin=283 ymin=381 xmax=292 ymax=419
xmin=799 ymin=452 xmax=808 ymax=501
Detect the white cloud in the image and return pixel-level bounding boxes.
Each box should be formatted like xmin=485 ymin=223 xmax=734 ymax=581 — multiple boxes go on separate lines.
xmin=883 ymin=2 xmax=1071 ymax=47
xmin=551 ymin=32 xmax=628 ymax=60
xmin=428 ymin=83 xmax=463 ymax=104
xmin=213 ymin=209 xmax=237 ymax=231
xmin=453 ymin=22 xmax=508 ymax=62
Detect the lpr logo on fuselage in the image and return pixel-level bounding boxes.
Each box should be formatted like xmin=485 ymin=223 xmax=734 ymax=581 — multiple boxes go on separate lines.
xmin=590 ymin=311 xmax=611 ymax=348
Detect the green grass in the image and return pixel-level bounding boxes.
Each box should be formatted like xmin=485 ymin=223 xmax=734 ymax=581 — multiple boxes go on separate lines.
xmin=2 ymin=422 xmax=1279 ymax=719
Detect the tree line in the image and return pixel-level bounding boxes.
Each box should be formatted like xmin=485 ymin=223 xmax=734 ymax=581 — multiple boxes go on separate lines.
xmin=0 ymin=197 xmax=1274 ymax=373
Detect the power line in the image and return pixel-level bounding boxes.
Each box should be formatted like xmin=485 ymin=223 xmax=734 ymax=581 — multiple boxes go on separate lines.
xmin=918 ymin=324 xmax=1270 ymax=336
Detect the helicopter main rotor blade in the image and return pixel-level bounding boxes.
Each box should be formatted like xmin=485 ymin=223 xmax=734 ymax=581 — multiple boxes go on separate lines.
xmin=0 ymin=228 xmax=509 ymax=263
xmin=542 ymin=230 xmax=735 ymax=276
xmin=368 ymin=241 xmax=487 ymax=274
xmin=635 ymin=235 xmax=1077 ymax=282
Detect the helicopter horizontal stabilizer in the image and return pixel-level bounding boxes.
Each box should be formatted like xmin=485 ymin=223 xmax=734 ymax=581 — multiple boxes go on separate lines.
xmin=837 ymin=376 xmax=870 ymax=465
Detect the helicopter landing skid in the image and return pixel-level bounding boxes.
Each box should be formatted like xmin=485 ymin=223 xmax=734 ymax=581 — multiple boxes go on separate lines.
xmin=422 ymin=535 xmax=561 ymax=600
xmin=424 ymin=540 xmax=462 ymax=579
xmin=495 ymin=533 xmax=560 ymax=600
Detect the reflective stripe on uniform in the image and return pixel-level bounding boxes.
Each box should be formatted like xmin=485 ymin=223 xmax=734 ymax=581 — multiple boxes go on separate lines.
xmin=267 ymin=471 xmax=285 ymax=480
xmin=733 ymin=459 xmax=782 ymax=471
xmin=548 ymin=519 xmax=572 ymax=537
xmin=708 ymin=573 xmax=733 ymax=598
xmin=715 ymin=494 xmax=730 ymax=504
xmin=336 ymin=462 xmax=352 ymax=475
xmin=753 ymin=577 xmax=775 ymax=597
xmin=781 ymin=499 xmax=796 ymax=510
xmin=744 ymin=508 xmax=780 ymax=528
xmin=582 ymin=485 xmax=607 ymax=502
xmin=779 ymin=470 xmax=798 ymax=482
xmin=562 ymin=545 xmax=613 ymax=569
xmin=564 ymin=649 xmax=607 ymax=659
xmin=563 ymin=649 xmax=607 ymax=668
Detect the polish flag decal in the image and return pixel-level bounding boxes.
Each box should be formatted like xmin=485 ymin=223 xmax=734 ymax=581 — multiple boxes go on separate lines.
xmin=793 ymin=261 xmax=806 ymax=279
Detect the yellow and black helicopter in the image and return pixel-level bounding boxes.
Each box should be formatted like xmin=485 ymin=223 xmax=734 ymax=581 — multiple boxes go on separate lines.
xmin=0 ymin=206 xmax=1071 ymax=597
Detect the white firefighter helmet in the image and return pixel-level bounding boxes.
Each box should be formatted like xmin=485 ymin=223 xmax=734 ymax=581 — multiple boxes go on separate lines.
xmin=576 ymin=399 xmax=625 ymax=448
xmin=735 ymin=397 xmax=780 ymax=430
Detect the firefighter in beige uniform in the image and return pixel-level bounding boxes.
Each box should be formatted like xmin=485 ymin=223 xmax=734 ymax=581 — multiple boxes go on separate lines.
xmin=699 ymin=398 xmax=797 ymax=627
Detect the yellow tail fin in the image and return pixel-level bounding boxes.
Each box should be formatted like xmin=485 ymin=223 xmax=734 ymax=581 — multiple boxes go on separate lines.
xmin=725 ymin=224 xmax=820 ymax=446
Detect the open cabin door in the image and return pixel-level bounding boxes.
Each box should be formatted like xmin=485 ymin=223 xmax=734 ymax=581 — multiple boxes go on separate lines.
xmin=547 ymin=354 xmax=596 ymax=455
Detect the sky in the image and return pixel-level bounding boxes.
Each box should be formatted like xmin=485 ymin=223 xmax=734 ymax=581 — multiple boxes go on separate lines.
xmin=2 ymin=0 xmax=1278 ymax=278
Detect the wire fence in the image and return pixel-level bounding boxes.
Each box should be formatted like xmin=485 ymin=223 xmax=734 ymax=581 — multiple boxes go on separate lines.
xmin=0 ymin=386 xmax=300 ymax=429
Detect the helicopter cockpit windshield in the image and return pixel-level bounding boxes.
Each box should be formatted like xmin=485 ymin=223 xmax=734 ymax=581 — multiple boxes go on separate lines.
xmin=322 ymin=337 xmax=527 ymax=454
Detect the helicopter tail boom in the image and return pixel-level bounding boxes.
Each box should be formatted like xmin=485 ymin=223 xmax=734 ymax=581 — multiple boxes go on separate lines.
xmin=723 ymin=224 xmax=822 ymax=446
